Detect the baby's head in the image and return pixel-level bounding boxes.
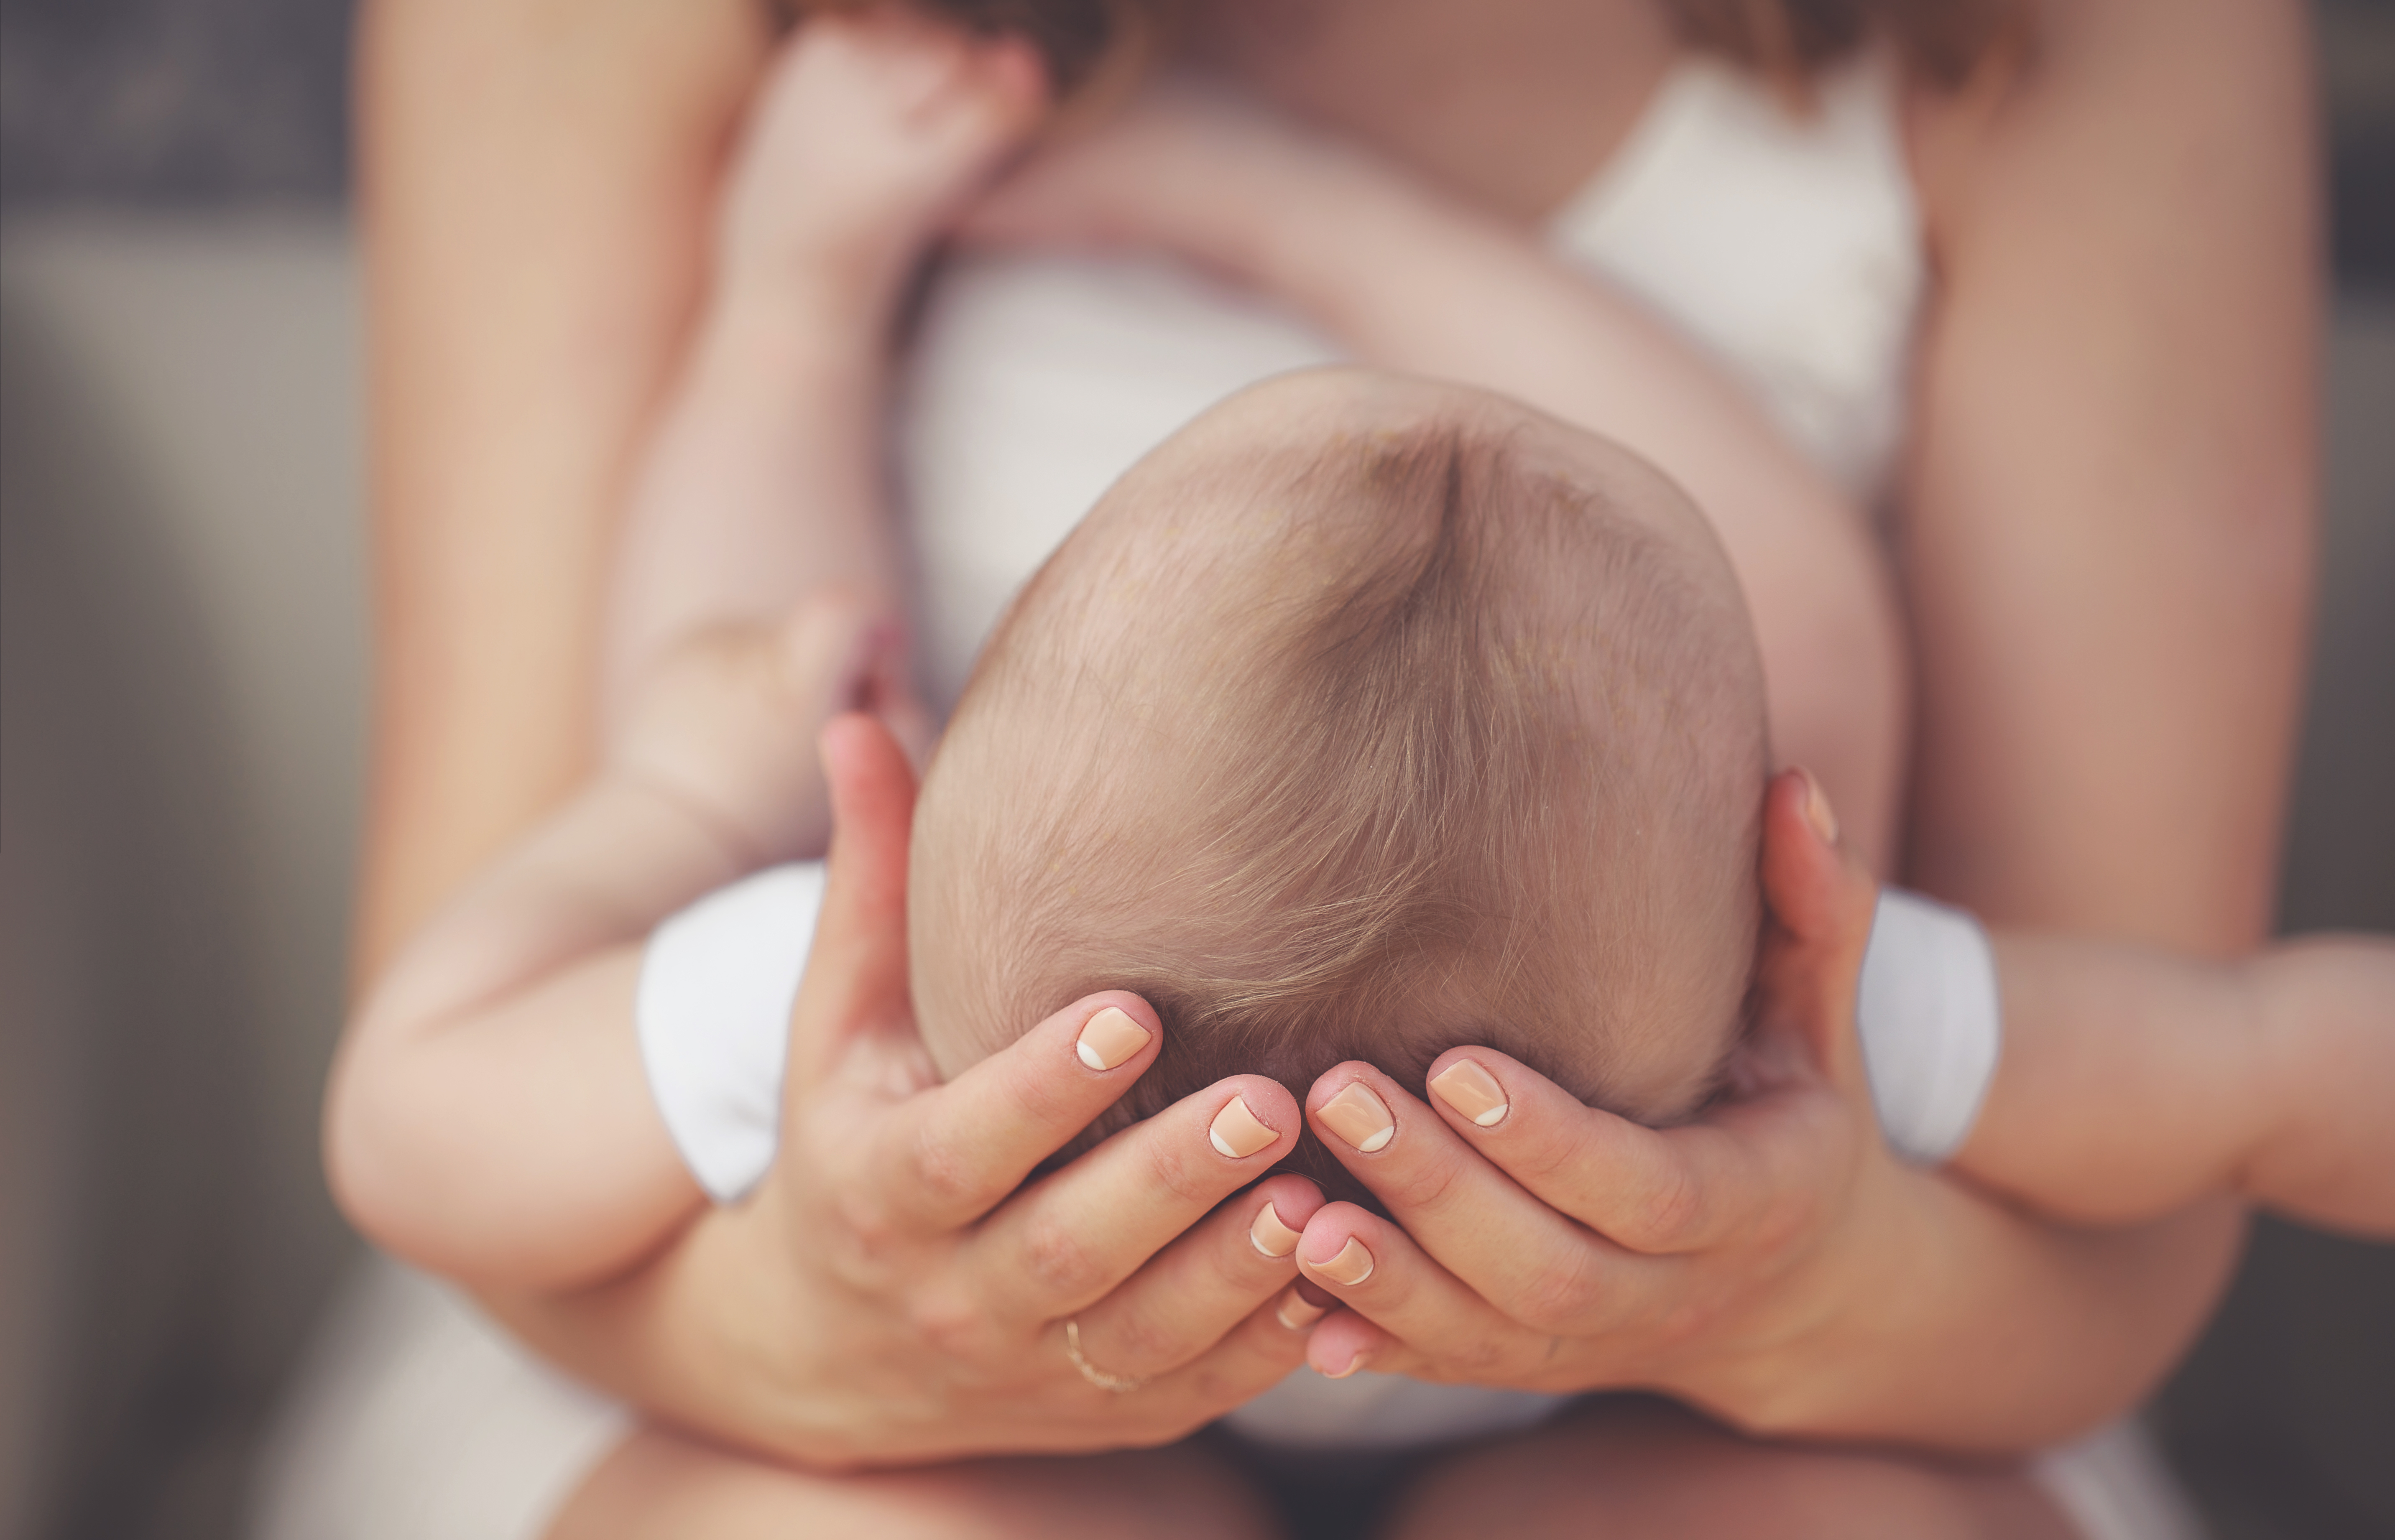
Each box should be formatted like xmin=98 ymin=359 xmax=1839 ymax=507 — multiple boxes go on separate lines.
xmin=910 ymin=370 xmax=1768 ymax=1186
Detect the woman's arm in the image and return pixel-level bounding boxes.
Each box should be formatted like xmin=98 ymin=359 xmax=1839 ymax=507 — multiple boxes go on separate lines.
xmin=485 ymin=717 xmax=1333 ymax=1468
xmin=1319 ymin=0 xmax=2314 ymax=1422
xmin=1901 ymin=0 xmax=2317 ymax=949
xmin=1279 ymin=774 xmax=2245 ymax=1450
xmin=355 ymin=0 xmax=769 ymax=973
xmin=350 ymin=0 xmax=1319 ymax=1463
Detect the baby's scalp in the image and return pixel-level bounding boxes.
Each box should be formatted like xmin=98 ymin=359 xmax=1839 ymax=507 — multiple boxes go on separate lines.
xmin=909 ymin=370 xmax=1770 ymax=1190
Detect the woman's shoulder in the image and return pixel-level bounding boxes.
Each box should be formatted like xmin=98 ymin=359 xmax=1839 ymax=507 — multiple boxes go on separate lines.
xmin=1903 ymin=0 xmax=2311 ymax=259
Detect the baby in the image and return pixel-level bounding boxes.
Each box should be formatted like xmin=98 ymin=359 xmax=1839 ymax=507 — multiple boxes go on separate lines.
xmin=326 ymin=0 xmax=2394 ymax=1496
xmin=907 ymin=372 xmax=1769 ymax=1190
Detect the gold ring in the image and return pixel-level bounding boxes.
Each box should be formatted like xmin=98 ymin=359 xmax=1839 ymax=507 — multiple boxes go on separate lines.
xmin=1064 ymin=1317 xmax=1147 ymax=1393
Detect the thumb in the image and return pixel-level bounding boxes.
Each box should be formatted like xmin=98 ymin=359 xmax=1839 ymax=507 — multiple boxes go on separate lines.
xmin=1753 ymin=768 xmax=1879 ymax=1084
xmin=782 ymin=712 xmax=922 ymax=1102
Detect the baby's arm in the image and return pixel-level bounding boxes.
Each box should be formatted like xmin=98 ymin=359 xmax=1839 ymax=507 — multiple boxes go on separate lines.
xmin=1957 ymin=931 xmax=2395 ymax=1238
xmin=328 ymin=606 xmax=876 ymax=1290
xmin=604 ymin=11 xmax=1042 ymax=721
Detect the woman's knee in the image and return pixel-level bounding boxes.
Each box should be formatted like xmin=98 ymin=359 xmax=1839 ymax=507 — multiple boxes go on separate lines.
xmin=548 ymin=1427 xmax=1282 ymax=1540
xmin=1380 ymin=1401 xmax=2073 ymax=1540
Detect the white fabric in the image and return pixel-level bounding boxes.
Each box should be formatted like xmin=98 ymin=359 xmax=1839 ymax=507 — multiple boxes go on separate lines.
xmin=250 ymin=1260 xmax=627 ymax=1540
xmin=2032 ymin=1421 xmax=2210 ymax=1540
xmin=901 ymin=56 xmax=1921 ymax=713
xmin=1547 ymin=56 xmax=1923 ymax=501
xmin=1856 ymin=888 xmax=2004 ymax=1164
xmin=637 ymin=862 xmax=825 ymax=1202
xmin=1218 ymin=1368 xmax=1564 ymax=1450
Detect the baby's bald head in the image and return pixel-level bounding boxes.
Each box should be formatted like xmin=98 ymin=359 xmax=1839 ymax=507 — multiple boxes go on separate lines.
xmin=909 ymin=371 xmax=1768 ymax=1185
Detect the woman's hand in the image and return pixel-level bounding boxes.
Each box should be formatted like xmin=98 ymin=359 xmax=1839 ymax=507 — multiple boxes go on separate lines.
xmin=1275 ymin=771 xmax=2242 ymax=1451
xmin=485 ymin=712 xmax=1330 ymax=1469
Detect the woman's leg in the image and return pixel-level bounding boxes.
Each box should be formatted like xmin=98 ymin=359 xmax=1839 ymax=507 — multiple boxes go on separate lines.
xmin=1381 ymin=1400 xmax=2073 ymax=1540
xmin=548 ymin=1428 xmax=1284 ymax=1540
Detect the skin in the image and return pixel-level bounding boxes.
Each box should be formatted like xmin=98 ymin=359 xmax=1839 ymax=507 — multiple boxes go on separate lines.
xmin=344 ymin=0 xmax=2316 ymax=1529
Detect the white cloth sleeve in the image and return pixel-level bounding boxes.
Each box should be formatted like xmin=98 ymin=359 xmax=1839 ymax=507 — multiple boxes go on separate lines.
xmin=1853 ymin=887 xmax=2003 ymax=1165
xmin=636 ymin=868 xmax=2001 ymax=1200
xmin=634 ymin=862 xmax=825 ymax=1204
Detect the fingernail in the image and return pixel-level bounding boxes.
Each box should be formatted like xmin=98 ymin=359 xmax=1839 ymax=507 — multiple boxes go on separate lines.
xmin=1428 ymin=1059 xmax=1510 ymax=1128
xmin=1325 ymin=1348 xmax=1374 ymax=1380
xmin=1074 ymin=1007 xmax=1150 ymax=1071
xmin=1800 ymin=769 xmax=1839 ymax=846
xmin=1274 ymin=1286 xmax=1327 ymax=1331
xmin=1209 ymin=1095 xmax=1279 ymax=1158
xmin=1250 ymin=1201 xmax=1302 ymax=1259
xmin=1318 ymin=1082 xmax=1396 ymax=1154
xmin=1311 ymin=1237 xmax=1375 ymax=1286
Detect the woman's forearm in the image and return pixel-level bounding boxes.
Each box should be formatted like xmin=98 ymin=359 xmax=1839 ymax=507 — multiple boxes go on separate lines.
xmin=355 ymin=0 xmax=770 ymax=974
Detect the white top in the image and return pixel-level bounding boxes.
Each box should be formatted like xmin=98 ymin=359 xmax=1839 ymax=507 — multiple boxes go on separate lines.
xmin=646 ymin=52 xmax=1933 ymax=1451
xmin=901 ymin=54 xmax=1922 ymax=711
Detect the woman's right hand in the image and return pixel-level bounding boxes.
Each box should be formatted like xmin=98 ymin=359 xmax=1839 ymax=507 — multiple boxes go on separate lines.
xmin=486 ymin=713 xmax=1328 ymax=1469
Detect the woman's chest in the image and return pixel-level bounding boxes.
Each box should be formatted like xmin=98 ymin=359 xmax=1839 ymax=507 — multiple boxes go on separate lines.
xmin=896 ymin=34 xmax=1932 ymax=709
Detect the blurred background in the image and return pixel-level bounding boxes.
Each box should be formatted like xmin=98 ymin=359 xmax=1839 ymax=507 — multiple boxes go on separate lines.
xmin=2 ymin=2 xmax=2390 ymax=1537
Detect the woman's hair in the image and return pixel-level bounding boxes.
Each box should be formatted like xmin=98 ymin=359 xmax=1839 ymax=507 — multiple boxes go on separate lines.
xmin=775 ymin=0 xmax=2029 ymax=96
xmin=1662 ymin=0 xmax=2030 ymax=91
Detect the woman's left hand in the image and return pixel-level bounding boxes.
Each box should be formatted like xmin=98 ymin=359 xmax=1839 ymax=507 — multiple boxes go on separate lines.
xmin=1279 ymin=770 xmax=2240 ymax=1451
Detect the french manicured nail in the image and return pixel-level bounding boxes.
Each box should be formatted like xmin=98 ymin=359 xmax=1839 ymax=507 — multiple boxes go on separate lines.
xmin=1074 ymin=1007 xmax=1150 ymax=1071
xmin=1250 ymin=1201 xmax=1302 ymax=1259
xmin=1325 ymin=1348 xmax=1374 ymax=1379
xmin=1800 ymin=769 xmax=1839 ymax=846
xmin=1428 ymin=1059 xmax=1510 ymax=1127
xmin=1311 ymin=1237 xmax=1375 ymax=1286
xmin=1318 ymin=1081 xmax=1396 ymax=1153
xmin=1275 ymin=1286 xmax=1327 ymax=1330
xmin=1209 ymin=1095 xmax=1279 ymax=1158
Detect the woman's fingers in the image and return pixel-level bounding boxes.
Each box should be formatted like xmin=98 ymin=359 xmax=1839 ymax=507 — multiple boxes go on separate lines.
xmin=1303 ymin=1065 xmax=1654 ymax=1307
xmin=1411 ymin=1051 xmax=1785 ymax=1256
xmin=1287 ymin=1202 xmax=1557 ymax=1380
xmin=968 ymin=1075 xmax=1305 ymax=1323
xmin=1065 ymin=1175 xmax=1327 ymax=1380
xmin=779 ymin=714 xmax=919 ymax=1098
xmin=842 ymin=992 xmax=1164 ymax=1235
xmin=1139 ymin=1285 xmax=1334 ymax=1417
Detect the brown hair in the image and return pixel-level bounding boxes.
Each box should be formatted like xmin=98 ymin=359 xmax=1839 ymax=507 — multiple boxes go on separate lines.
xmin=910 ymin=391 xmax=1767 ymax=1199
xmin=1660 ymin=0 xmax=2030 ymax=92
xmin=780 ymin=0 xmax=2028 ymax=96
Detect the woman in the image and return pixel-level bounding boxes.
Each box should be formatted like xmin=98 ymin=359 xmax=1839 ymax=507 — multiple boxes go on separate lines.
xmin=301 ymin=0 xmax=2314 ymax=1533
